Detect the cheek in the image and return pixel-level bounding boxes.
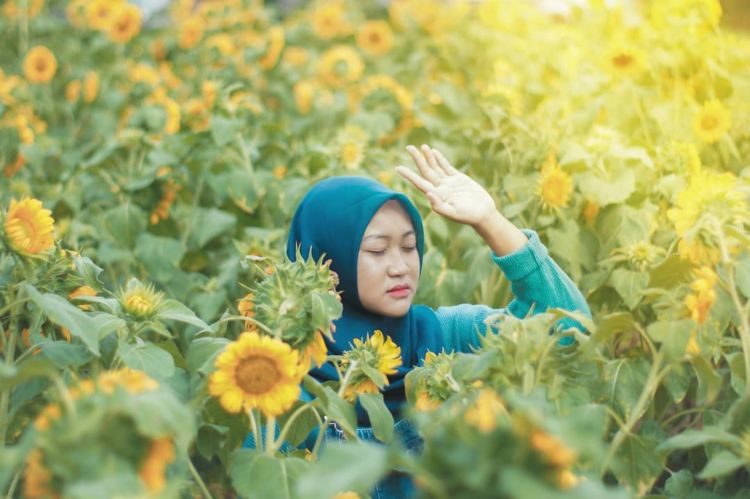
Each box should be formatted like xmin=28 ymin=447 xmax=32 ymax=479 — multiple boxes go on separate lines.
xmin=357 ymin=254 xmax=384 ymax=290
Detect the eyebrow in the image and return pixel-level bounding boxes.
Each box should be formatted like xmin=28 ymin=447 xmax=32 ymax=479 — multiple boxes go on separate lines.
xmin=362 ymin=230 xmax=416 ymax=241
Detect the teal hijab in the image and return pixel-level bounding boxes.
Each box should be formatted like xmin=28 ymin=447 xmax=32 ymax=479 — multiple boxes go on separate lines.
xmin=287 ymin=176 xmax=443 ymax=423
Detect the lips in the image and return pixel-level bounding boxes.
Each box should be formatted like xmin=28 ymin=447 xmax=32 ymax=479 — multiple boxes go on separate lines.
xmin=387 ymin=284 xmax=410 ymax=292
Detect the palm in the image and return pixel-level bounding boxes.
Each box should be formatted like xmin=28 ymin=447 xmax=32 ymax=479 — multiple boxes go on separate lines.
xmin=396 ymin=145 xmax=496 ymax=226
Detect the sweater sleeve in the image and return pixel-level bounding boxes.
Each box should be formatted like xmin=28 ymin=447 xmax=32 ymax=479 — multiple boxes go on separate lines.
xmin=435 ymin=229 xmax=591 ymax=353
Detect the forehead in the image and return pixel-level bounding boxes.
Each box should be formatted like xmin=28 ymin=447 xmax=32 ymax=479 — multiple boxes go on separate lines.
xmin=363 ymin=200 xmax=414 ymax=234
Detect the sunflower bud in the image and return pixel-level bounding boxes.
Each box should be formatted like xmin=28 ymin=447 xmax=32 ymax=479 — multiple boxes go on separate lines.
xmin=118 ymin=278 xmax=165 ymax=319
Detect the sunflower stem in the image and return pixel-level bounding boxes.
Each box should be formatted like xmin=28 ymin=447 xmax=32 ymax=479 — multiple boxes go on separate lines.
xmin=265 ymin=416 xmax=276 ymax=456
xmin=0 ymin=287 xmax=22 ymax=445
xmin=248 ymin=408 xmax=260 ymax=451
xmin=310 ymin=414 xmax=327 ymax=461
xmin=337 ymin=360 xmax=358 ymax=399
xmin=4 ymin=468 xmax=21 ymax=499
xmin=187 ymin=457 xmax=214 ymax=499
xmin=274 ymin=402 xmax=315 ymax=452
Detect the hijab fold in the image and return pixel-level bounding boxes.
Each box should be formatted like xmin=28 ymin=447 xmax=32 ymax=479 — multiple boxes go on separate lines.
xmin=287 ymin=177 xmax=443 ymax=424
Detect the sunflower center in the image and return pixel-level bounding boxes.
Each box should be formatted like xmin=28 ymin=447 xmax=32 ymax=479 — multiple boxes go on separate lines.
xmin=14 ymin=214 xmax=38 ymax=242
xmin=701 ymin=115 xmax=718 ymax=130
xmin=235 ymin=356 xmax=280 ymax=394
xmin=34 ymin=58 xmax=47 ymax=72
xmin=369 ymin=32 xmax=381 ymax=44
xmin=613 ymin=54 xmax=633 ymax=68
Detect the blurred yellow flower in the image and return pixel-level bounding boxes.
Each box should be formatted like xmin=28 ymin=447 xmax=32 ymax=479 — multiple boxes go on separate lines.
xmin=464 ymin=389 xmax=506 ymax=433
xmin=66 ymin=80 xmax=82 ymax=102
xmin=0 ymin=70 xmax=21 ymax=106
xmin=86 ymin=0 xmax=122 ymax=31
xmin=129 ymin=62 xmax=160 ymax=86
xmin=273 ymin=165 xmax=288 ymax=180
xmin=319 ymin=45 xmax=364 ymax=88
xmin=582 ymin=199 xmax=600 ymax=224
xmin=33 ymin=403 xmax=61 ymax=431
xmin=333 ymin=492 xmax=360 ymax=499
xmin=557 ymin=469 xmax=580 ymax=490
xmin=83 ymin=71 xmax=100 ymax=103
xmin=354 ymin=329 xmax=402 ymax=376
xmin=23 ymin=46 xmax=57 ymax=84
xmin=184 ymin=98 xmax=210 ymax=131
xmin=208 ymin=331 xmax=303 ymax=417
xmin=259 ymin=27 xmax=285 ymax=70
xmin=3 ymin=154 xmax=25 ymax=179
xmin=69 ymin=285 xmax=97 ymax=311
xmin=293 ymin=80 xmax=315 ymax=114
xmin=66 ymin=0 xmax=87 ymax=27
xmin=342 ymin=378 xmax=379 ymax=402
xmin=206 ymin=33 xmax=236 ymax=56
xmin=357 ymin=20 xmax=394 ymax=56
xmin=415 ymin=390 xmax=441 ymax=412
xmin=4 ymin=197 xmax=55 ymax=256
xmin=139 ymin=437 xmax=175 ymax=494
xmin=604 ymin=42 xmax=646 ymax=79
xmin=108 ymin=3 xmax=142 ymax=43
xmin=238 ymin=292 xmax=256 ymax=330
xmin=2 ymin=0 xmax=44 ymax=18
xmin=312 ymin=1 xmax=352 ymax=39
xmin=202 ymin=80 xmax=219 ymax=108
xmin=23 ymin=450 xmax=52 ymax=498
xmin=685 ymin=266 xmax=718 ymax=324
xmin=338 ymin=125 xmax=368 ymax=170
xmin=650 ymin=0 xmax=722 ymax=31
xmin=178 ymin=16 xmax=205 ymax=49
xmin=283 ymin=47 xmax=309 ymax=67
xmin=530 ymin=429 xmax=577 ymax=468
xmin=693 ymin=99 xmax=731 ymax=144
xmin=537 ymin=152 xmax=572 ymax=210
xmin=97 ymin=368 xmax=159 ymax=394
xmin=302 ymin=330 xmax=328 ymax=369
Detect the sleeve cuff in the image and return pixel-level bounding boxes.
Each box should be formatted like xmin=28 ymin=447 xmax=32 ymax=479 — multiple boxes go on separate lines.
xmin=490 ymin=229 xmax=549 ymax=281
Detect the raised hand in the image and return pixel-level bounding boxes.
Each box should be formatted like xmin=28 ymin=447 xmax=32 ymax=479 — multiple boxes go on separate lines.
xmin=395 ymin=144 xmax=497 ymax=228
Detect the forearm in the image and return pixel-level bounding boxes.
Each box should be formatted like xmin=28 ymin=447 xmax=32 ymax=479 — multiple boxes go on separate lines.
xmin=472 ymin=210 xmax=529 ymax=257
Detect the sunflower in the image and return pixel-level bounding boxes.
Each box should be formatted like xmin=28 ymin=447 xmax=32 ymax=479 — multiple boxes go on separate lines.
xmin=83 ymin=71 xmax=99 ymax=103
xmin=208 ymin=331 xmax=304 ymax=417
xmin=693 ymin=99 xmax=731 ymax=144
xmin=293 ymin=80 xmax=315 ymax=114
xmin=603 ymin=42 xmax=646 ymax=79
xmin=582 ymin=199 xmax=599 ymax=224
xmin=118 ymin=279 xmax=166 ymax=319
xmin=97 ymin=368 xmax=159 ymax=394
xmin=23 ymin=46 xmax=57 ymax=84
xmin=237 ymin=292 xmax=257 ymax=330
xmin=108 ymin=3 xmax=142 ymax=44
xmin=464 ymin=389 xmax=506 ymax=433
xmin=667 ymin=170 xmax=749 ymax=263
xmin=283 ymin=47 xmax=309 ymax=67
xmin=3 ymin=154 xmax=25 ymax=178
xmin=3 ymin=197 xmax=55 ymax=256
xmin=337 ymin=125 xmax=368 ymax=170
xmin=2 ymin=0 xmax=44 ymax=18
xmin=178 ymin=16 xmax=205 ymax=49
xmin=259 ymin=27 xmax=285 ymax=71
xmin=352 ymin=74 xmax=413 ymax=142
xmin=318 ymin=45 xmax=364 ymax=88
xmin=85 ymin=0 xmax=121 ymax=31
xmin=353 ymin=330 xmax=401 ymax=376
xmin=356 ymin=20 xmax=394 ymax=56
xmin=33 ymin=403 xmax=62 ymax=431
xmin=23 ymin=450 xmax=52 ymax=498
xmin=537 ymin=152 xmax=572 ymax=210
xmin=685 ymin=266 xmax=718 ymax=324
xmin=66 ymin=80 xmax=81 ymax=102
xmin=68 ymin=285 xmax=97 ymax=311
xmin=529 ymin=429 xmax=577 ymax=469
xmin=312 ymin=2 xmax=352 ymax=39
xmin=650 ymin=0 xmax=722 ymax=31
xmin=301 ymin=330 xmax=328 ymax=369
xmin=139 ymin=437 xmax=175 ymax=494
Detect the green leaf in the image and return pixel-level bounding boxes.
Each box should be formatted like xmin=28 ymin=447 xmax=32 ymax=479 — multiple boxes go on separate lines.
xmin=608 ymin=268 xmax=648 ymax=310
xmin=698 ymin=451 xmax=745 ymax=479
xmin=39 ymin=342 xmax=92 ymax=369
xmin=358 ymin=393 xmax=394 ymax=443
xmin=23 ymin=284 xmax=125 ymax=356
xmin=726 ymin=352 xmax=746 ymax=396
xmin=134 ymin=234 xmax=186 ymax=283
xmin=318 ymin=386 xmax=357 ymax=439
xmin=295 ymin=442 xmax=388 ymax=499
xmin=593 ymin=312 xmax=637 ymax=344
xmin=126 ymin=390 xmax=195 ymax=451
xmin=184 ymin=207 xmax=236 ymax=249
xmin=278 ymin=402 xmax=319 ymax=447
xmin=663 ymin=469 xmax=693 ymax=498
xmin=186 ymin=337 xmax=229 ymax=375
xmin=103 ymin=203 xmax=147 ymax=249
xmin=0 ymin=359 xmax=58 ymax=390
xmin=578 ymin=169 xmax=635 ymax=207
xmin=691 ymin=356 xmax=722 ymax=404
xmin=157 ymin=299 xmax=213 ymax=332
xmin=118 ymin=340 xmax=176 ymax=381
xmin=210 ymin=116 xmax=241 ymax=147
xmin=735 ymin=256 xmax=750 ymax=299
xmin=197 ymin=423 xmax=229 ymax=460
xmin=302 ymin=375 xmax=329 ymax=405
xmin=724 ymin=395 xmax=750 ymax=435
xmin=230 ymin=450 xmax=309 ymax=499
xmin=610 ymin=433 xmax=664 ymax=489
xmin=646 ymin=320 xmax=693 ymax=363
xmin=648 ymin=255 xmax=693 ymax=289
xmin=657 ymin=427 xmax=738 ymax=452
xmin=73 ymin=256 xmax=105 ymax=289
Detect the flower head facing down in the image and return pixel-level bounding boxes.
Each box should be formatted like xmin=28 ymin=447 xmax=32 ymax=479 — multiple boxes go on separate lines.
xmin=340 ymin=330 xmax=402 ymax=401
xmin=23 ymin=46 xmax=57 ymax=84
xmin=3 ymin=197 xmax=55 ymax=256
xmin=208 ymin=331 xmax=304 ymax=418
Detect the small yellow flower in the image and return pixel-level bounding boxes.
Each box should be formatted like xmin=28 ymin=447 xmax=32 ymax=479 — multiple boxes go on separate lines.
xmin=23 ymin=46 xmax=57 ymax=84
xmin=340 ymin=141 xmax=364 ymax=170
xmin=66 ymin=80 xmax=82 ymax=102
xmin=68 ymin=285 xmax=97 ymax=311
xmin=273 ymin=165 xmax=288 ymax=180
xmin=283 ymin=47 xmax=309 ymax=67
xmin=97 ymin=368 xmax=159 ymax=395
xmin=293 ymin=80 xmax=315 ymax=115
xmin=693 ymin=99 xmax=731 ymax=144
xmin=464 ymin=389 xmax=505 ymax=433
xmin=33 ymin=403 xmax=62 ymax=431
xmin=357 ymin=20 xmax=394 ymax=56
xmin=23 ymin=450 xmax=53 ymax=498
xmin=537 ymin=152 xmax=572 ymax=210
xmin=119 ymin=280 xmax=165 ymax=319
xmin=4 ymin=197 xmax=55 ymax=256
xmin=557 ymin=469 xmax=580 ymax=490
xmin=685 ymin=266 xmax=718 ymax=324
xmin=208 ymin=331 xmax=304 ymax=417
xmin=415 ymin=391 xmax=441 ymax=412
xmin=530 ymin=429 xmax=577 ymax=469
xmin=603 ymin=42 xmax=646 ymax=79
xmin=332 ymin=492 xmax=360 ymax=499
xmin=202 ymin=80 xmax=219 ymax=108
xmin=312 ymin=2 xmax=352 ymax=40
xmin=108 ymin=3 xmax=142 ymax=44
xmin=178 ymin=16 xmax=205 ymax=49
xmin=2 ymin=0 xmax=44 ymax=18
xmin=83 ymin=71 xmax=100 ymax=103
xmin=139 ymin=437 xmax=175 ymax=494
xmin=238 ymin=292 xmax=256 ymax=330
xmin=352 ymin=330 xmax=401 ymax=376
xmin=318 ymin=45 xmax=364 ymax=88
xmin=582 ymin=200 xmax=599 ymax=224
xmin=86 ymin=0 xmax=121 ymax=31
xmin=259 ymin=27 xmax=285 ymax=71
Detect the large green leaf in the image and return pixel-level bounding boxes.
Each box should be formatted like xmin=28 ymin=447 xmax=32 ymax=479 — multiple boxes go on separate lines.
xmin=230 ymin=450 xmax=310 ymax=499
xmin=40 ymin=342 xmax=93 ymax=369
xmin=698 ymin=451 xmax=745 ymax=479
xmin=103 ymin=203 xmax=147 ymax=249
xmin=578 ymin=169 xmax=635 ymax=207
xmin=183 ymin=207 xmax=236 ymax=249
xmin=134 ymin=234 xmax=186 ymax=283
xmin=735 ymin=256 xmax=750 ymax=299
xmin=126 ymin=390 xmax=195 ymax=451
xmin=295 ymin=441 xmax=388 ymax=499
xmin=608 ymin=268 xmax=648 ymax=310
xmin=657 ymin=427 xmax=738 ymax=452
xmin=157 ymin=299 xmax=213 ymax=332
xmin=358 ymin=393 xmax=394 ymax=444
xmin=186 ymin=337 xmax=230 ymax=375
xmin=118 ymin=340 xmax=176 ymax=381
xmin=645 ymin=320 xmax=693 ymax=363
xmin=318 ymin=385 xmax=357 ymax=439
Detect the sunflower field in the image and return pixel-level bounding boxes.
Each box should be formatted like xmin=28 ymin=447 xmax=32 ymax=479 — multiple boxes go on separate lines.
xmin=1 ymin=0 xmax=750 ymax=497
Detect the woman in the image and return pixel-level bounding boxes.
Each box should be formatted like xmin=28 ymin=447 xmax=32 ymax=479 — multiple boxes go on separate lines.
xmin=277 ymin=144 xmax=591 ymax=497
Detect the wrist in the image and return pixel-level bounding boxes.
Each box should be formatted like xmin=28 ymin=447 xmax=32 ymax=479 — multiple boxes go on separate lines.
xmin=472 ymin=211 xmax=528 ymax=257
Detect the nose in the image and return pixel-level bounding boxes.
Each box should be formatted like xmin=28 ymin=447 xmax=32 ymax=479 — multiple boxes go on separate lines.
xmin=386 ymin=251 xmax=410 ymax=277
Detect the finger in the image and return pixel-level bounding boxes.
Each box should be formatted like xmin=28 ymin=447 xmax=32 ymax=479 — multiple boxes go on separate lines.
xmin=395 ymin=165 xmax=435 ymax=194
xmin=421 ymin=144 xmax=445 ymax=178
xmin=406 ymin=145 xmax=440 ymax=185
xmin=432 ymin=148 xmax=459 ymax=176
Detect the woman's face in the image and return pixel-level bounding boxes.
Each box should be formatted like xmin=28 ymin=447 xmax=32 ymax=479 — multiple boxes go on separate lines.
xmin=357 ymin=200 xmax=420 ymax=317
